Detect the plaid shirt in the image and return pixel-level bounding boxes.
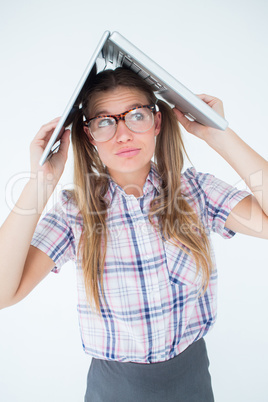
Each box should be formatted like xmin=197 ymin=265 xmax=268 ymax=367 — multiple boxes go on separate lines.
xmin=31 ymin=163 xmax=249 ymax=363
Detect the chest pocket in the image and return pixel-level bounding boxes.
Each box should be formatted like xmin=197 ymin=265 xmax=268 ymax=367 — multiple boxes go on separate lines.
xmin=163 ymin=239 xmax=202 ymax=288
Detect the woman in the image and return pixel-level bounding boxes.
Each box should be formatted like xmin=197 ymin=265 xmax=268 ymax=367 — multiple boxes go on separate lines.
xmin=0 ymin=68 xmax=267 ymax=401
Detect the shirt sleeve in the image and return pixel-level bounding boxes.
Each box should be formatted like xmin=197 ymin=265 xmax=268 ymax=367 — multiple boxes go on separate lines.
xmin=183 ymin=167 xmax=251 ymax=239
xmin=30 ymin=190 xmax=76 ymax=273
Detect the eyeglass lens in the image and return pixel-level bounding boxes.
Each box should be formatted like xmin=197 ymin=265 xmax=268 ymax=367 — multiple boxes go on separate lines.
xmin=88 ymin=107 xmax=154 ymax=142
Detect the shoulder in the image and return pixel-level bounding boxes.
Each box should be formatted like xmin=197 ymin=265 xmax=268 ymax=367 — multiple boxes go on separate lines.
xmin=180 ymin=167 xmax=250 ymax=214
xmin=57 ymin=189 xmax=78 ymax=209
xmin=180 ymin=167 xmax=217 ymax=198
xmin=180 ymin=167 xmax=251 ymax=223
xmin=58 ymin=189 xmax=75 ymax=207
xmin=50 ymin=190 xmax=81 ymax=226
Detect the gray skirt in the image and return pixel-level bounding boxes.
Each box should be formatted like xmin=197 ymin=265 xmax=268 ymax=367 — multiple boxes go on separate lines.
xmin=84 ymin=338 xmax=214 ymax=402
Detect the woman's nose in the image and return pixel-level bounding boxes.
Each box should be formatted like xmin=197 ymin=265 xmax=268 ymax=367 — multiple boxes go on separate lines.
xmin=115 ymin=120 xmax=133 ymax=141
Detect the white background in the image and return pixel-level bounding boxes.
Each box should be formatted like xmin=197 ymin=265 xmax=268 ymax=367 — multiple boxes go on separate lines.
xmin=0 ymin=0 xmax=267 ymax=401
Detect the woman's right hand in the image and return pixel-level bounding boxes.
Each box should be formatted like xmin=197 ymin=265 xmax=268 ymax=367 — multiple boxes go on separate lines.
xmin=29 ymin=117 xmax=71 ymax=187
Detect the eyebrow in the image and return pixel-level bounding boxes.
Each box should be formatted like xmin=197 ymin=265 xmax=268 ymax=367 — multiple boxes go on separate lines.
xmin=93 ymin=103 xmax=145 ymax=117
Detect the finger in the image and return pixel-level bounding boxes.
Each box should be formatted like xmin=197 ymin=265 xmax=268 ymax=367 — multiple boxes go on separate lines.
xmin=196 ymin=93 xmax=223 ymax=108
xmin=173 ymin=108 xmax=201 ymax=133
xmin=196 ymin=94 xmax=218 ymax=102
xmin=34 ymin=117 xmax=61 ymax=141
xmin=196 ymin=94 xmax=224 ymax=117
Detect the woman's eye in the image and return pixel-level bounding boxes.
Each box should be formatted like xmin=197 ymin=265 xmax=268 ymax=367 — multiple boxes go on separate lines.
xmin=131 ymin=112 xmax=145 ymax=121
xmin=98 ymin=118 xmax=114 ymax=128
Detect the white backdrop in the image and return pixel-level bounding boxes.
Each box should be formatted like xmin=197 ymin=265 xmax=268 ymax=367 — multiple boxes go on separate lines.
xmin=0 ymin=1 xmax=267 ymax=401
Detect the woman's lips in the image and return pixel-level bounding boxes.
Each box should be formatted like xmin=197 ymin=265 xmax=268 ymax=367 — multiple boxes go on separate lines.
xmin=116 ymin=148 xmax=141 ymax=157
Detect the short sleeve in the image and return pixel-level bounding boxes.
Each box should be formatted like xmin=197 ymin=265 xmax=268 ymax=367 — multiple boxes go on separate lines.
xmin=31 ymin=190 xmax=76 ymax=273
xmin=182 ymin=168 xmax=251 ymax=239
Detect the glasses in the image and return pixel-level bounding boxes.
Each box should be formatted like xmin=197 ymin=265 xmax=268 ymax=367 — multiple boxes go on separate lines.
xmin=83 ymin=104 xmax=159 ymax=142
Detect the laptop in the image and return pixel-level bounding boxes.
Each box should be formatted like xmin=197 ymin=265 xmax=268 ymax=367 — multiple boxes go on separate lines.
xmin=39 ymin=30 xmax=228 ymax=166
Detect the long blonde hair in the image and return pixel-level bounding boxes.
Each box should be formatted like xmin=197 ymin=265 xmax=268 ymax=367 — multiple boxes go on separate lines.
xmin=71 ymin=68 xmax=213 ymax=313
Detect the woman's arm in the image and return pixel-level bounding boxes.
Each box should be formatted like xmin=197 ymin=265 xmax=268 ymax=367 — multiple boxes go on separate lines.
xmin=0 ymin=119 xmax=70 ymax=309
xmin=173 ymin=95 xmax=268 ymax=239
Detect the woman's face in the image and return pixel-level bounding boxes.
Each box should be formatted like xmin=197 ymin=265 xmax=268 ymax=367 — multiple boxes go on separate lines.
xmin=84 ymin=86 xmax=161 ymax=186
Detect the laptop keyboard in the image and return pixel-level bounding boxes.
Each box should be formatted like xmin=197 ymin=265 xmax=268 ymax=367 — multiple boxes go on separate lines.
xmin=101 ymin=42 xmax=166 ymax=93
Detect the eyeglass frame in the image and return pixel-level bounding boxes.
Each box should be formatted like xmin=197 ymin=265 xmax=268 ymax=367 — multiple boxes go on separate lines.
xmin=83 ymin=104 xmax=159 ymax=142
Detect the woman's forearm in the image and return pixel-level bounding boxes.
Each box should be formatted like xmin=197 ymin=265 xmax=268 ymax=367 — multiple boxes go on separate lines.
xmin=0 ymin=179 xmax=53 ymax=307
xmin=206 ymin=127 xmax=268 ymax=216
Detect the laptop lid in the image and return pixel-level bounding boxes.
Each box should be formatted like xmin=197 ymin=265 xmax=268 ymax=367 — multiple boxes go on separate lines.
xmin=39 ymin=30 xmax=110 ymax=166
xmin=106 ymin=31 xmax=228 ymax=130
xmin=39 ymin=31 xmax=228 ymax=166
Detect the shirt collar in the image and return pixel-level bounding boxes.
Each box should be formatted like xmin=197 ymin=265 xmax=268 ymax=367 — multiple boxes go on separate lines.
xmin=106 ymin=161 xmax=162 ymax=202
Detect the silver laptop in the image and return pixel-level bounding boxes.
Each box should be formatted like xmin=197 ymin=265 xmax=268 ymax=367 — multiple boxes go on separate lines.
xmin=39 ymin=30 xmax=228 ymax=166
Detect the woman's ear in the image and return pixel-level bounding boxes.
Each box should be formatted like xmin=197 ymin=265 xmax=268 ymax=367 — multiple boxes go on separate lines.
xmin=154 ymin=111 xmax=162 ymax=136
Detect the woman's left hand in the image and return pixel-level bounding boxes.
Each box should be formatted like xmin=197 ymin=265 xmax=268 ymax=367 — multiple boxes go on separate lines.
xmin=173 ymin=94 xmax=227 ymax=142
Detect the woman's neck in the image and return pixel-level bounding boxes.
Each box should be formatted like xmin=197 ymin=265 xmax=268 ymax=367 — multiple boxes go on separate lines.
xmin=109 ymin=163 xmax=151 ymax=198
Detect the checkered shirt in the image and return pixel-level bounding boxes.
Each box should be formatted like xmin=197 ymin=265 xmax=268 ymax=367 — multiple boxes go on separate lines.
xmin=31 ymin=163 xmax=250 ymax=363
